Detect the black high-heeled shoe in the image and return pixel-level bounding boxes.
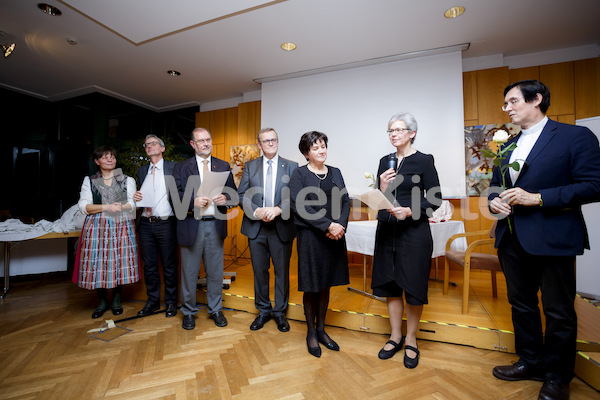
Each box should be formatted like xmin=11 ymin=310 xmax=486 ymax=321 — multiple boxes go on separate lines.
xmin=316 ymin=330 xmax=339 ymax=351
xmin=307 ymin=336 xmax=322 ymax=358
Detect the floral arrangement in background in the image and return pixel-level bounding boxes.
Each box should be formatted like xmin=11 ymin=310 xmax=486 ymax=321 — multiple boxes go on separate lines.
xmin=364 ymin=172 xmax=376 ymax=189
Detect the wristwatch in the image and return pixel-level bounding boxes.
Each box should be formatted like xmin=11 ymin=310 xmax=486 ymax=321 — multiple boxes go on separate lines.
xmin=538 ymin=193 xmax=543 ymax=207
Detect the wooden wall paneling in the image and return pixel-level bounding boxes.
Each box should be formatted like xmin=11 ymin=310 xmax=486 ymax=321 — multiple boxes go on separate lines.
xmin=508 ymin=66 xmax=540 ymax=83
xmin=558 ymin=115 xmax=576 ymax=125
xmin=210 ymin=109 xmax=226 ymax=147
xmin=476 ymin=67 xmax=510 ymax=125
xmin=540 ymin=62 xmax=575 ymax=116
xmin=463 ymin=71 xmax=478 ymax=122
xmin=574 ymin=57 xmax=600 ymax=120
xmin=464 ymin=119 xmax=478 ymax=127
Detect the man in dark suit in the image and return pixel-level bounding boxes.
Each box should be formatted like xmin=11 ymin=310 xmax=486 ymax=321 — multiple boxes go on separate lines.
xmin=173 ymin=127 xmax=237 ymax=330
xmin=133 ymin=135 xmax=178 ymax=318
xmin=238 ymin=128 xmax=298 ymax=332
xmin=489 ymin=80 xmax=600 ymax=400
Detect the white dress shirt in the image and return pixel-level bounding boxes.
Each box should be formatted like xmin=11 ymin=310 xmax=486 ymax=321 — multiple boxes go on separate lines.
xmin=146 ymin=158 xmax=173 ymax=217
xmin=262 ymin=154 xmax=279 ymax=207
xmin=509 ymin=116 xmax=548 ymax=184
xmin=195 ymin=154 xmax=215 ymax=216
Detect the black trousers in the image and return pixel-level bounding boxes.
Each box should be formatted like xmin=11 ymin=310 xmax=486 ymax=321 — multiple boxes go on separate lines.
xmin=248 ymin=223 xmax=293 ymax=317
xmin=138 ymin=217 xmax=179 ymax=305
xmin=498 ymin=232 xmax=577 ymax=384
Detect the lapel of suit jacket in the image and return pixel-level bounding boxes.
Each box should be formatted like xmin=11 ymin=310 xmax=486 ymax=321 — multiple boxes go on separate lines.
xmin=514 ymin=119 xmax=557 ymax=185
xmin=274 ymin=157 xmax=287 ymax=204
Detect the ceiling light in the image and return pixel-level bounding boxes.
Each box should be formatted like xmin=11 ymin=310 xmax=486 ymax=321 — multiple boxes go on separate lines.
xmin=167 ymin=70 xmax=181 ymax=76
xmin=67 ymin=37 xmax=78 ymax=46
xmin=444 ymin=6 xmax=465 ymax=18
xmin=2 ymin=43 xmax=15 ymax=58
xmin=37 ymin=3 xmax=62 ymax=16
xmin=281 ymin=42 xmax=297 ymax=51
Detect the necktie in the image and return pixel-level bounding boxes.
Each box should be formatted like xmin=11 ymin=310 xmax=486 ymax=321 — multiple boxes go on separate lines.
xmin=202 ymin=160 xmax=209 ymax=178
xmin=146 ymin=165 xmax=155 ymax=217
xmin=265 ymin=160 xmax=273 ymax=207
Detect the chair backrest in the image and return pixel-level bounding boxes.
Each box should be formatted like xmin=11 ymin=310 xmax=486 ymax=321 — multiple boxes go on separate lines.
xmin=489 ymin=220 xmax=498 ymax=239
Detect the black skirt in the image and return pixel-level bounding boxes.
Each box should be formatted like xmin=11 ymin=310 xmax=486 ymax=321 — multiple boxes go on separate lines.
xmin=371 ymin=219 xmax=433 ymax=304
xmin=296 ymin=227 xmax=349 ymax=292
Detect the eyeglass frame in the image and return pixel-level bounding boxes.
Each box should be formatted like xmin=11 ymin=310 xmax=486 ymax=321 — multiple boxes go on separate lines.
xmin=260 ymin=138 xmax=278 ymax=145
xmin=501 ymin=97 xmax=523 ymax=111
xmin=387 ymin=128 xmax=412 ymax=135
xmin=143 ymin=140 xmax=162 ymax=148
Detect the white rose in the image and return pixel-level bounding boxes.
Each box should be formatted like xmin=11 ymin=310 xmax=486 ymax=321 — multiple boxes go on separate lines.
xmin=492 ymin=130 xmax=509 ymax=143
xmin=364 ymin=172 xmax=372 ymax=179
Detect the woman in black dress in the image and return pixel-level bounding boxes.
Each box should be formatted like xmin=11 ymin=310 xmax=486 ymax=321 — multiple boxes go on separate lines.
xmin=290 ymin=131 xmax=350 ymax=358
xmin=372 ymin=113 xmax=442 ymax=368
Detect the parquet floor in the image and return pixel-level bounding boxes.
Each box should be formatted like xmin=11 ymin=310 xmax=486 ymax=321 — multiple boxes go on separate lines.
xmin=1 ymin=274 xmax=598 ymax=399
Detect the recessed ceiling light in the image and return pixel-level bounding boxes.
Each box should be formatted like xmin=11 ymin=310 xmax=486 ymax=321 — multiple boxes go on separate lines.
xmin=37 ymin=3 xmax=62 ymax=16
xmin=281 ymin=42 xmax=297 ymax=51
xmin=66 ymin=37 xmax=77 ymax=46
xmin=444 ymin=6 xmax=465 ymax=18
xmin=167 ymin=70 xmax=181 ymax=77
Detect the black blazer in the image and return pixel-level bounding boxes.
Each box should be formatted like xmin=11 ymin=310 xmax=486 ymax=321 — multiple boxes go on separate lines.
xmin=172 ymin=156 xmax=237 ymax=246
xmin=237 ymin=156 xmax=298 ymax=242
xmin=489 ymin=119 xmax=600 ymax=256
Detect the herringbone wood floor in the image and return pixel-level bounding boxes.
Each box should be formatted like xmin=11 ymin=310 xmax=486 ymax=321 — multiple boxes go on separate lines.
xmin=0 ymin=275 xmax=598 ymax=400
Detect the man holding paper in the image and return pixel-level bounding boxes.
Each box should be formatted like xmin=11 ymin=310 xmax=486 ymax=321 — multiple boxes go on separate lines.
xmin=133 ymin=135 xmax=178 ymax=318
xmin=173 ymin=127 xmax=237 ymax=330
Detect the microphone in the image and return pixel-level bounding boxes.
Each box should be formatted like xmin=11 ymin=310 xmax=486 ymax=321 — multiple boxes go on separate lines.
xmin=388 ymin=154 xmax=398 ymax=171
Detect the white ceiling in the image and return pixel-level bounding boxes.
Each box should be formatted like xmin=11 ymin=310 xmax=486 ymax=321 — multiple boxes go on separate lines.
xmin=1 ymin=0 xmax=599 ymax=112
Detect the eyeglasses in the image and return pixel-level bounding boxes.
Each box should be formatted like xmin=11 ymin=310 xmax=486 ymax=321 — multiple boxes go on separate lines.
xmin=260 ymin=138 xmax=278 ymax=145
xmin=387 ymin=128 xmax=411 ymax=135
xmin=99 ymin=154 xmax=115 ymax=161
xmin=143 ymin=141 xmax=161 ymax=148
xmin=502 ymin=97 xmax=523 ymax=111
xmin=194 ymin=138 xmax=212 ymax=145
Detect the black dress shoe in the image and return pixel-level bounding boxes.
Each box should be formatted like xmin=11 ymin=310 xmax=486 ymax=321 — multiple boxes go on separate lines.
xmin=538 ymin=380 xmax=569 ymax=400
xmin=111 ymin=306 xmax=123 ymax=315
xmin=250 ymin=314 xmax=271 ymax=330
xmin=378 ymin=337 xmax=405 ymax=360
xmin=182 ymin=315 xmax=195 ymax=330
xmin=307 ymin=337 xmax=321 ymax=358
xmin=404 ymin=344 xmax=420 ymax=369
xmin=92 ymin=306 xmax=109 ymax=319
xmin=316 ymin=330 xmax=339 ymax=351
xmin=210 ymin=311 xmax=228 ymax=327
xmin=493 ymin=361 xmax=545 ymax=382
xmin=273 ymin=315 xmax=290 ymax=332
xmin=165 ymin=304 xmax=177 ymax=318
xmin=137 ymin=302 xmax=160 ymax=317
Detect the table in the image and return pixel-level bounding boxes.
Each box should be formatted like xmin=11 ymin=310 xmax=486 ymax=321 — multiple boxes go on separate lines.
xmin=1 ymin=231 xmax=81 ymax=299
xmin=345 ymin=220 xmax=467 ymax=300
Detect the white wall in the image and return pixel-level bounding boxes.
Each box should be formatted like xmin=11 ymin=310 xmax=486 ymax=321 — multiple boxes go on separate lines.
xmin=260 ymin=51 xmax=466 ymax=198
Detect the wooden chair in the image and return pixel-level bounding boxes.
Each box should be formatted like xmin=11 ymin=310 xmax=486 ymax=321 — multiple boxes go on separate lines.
xmin=443 ymin=221 xmax=501 ymax=314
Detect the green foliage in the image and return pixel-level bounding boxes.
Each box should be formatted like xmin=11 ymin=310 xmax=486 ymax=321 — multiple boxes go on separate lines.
xmin=117 ymin=135 xmax=185 ymax=178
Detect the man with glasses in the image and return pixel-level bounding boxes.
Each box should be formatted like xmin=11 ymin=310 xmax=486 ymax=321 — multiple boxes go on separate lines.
xmin=133 ymin=135 xmax=178 ymax=318
xmin=489 ymin=80 xmax=600 ymax=400
xmin=238 ymin=128 xmax=298 ymax=332
xmin=173 ymin=127 xmax=237 ymax=330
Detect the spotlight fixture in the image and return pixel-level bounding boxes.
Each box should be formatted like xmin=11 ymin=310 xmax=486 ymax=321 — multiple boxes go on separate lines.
xmin=2 ymin=43 xmax=15 ymax=58
xmin=37 ymin=3 xmax=62 ymax=16
xmin=281 ymin=42 xmax=297 ymax=51
xmin=444 ymin=6 xmax=465 ymax=18
xmin=67 ymin=37 xmax=78 ymax=46
xmin=167 ymin=70 xmax=181 ymax=76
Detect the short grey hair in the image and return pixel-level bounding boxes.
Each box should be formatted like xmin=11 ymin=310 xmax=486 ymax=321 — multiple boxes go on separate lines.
xmin=388 ymin=112 xmax=418 ymax=144
xmin=144 ymin=134 xmax=165 ymax=147
xmin=191 ymin=127 xmax=211 ymax=141
xmin=257 ymin=127 xmax=278 ymax=142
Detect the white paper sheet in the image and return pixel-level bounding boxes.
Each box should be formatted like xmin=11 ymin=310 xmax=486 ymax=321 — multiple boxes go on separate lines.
xmin=352 ymin=189 xmax=394 ymax=210
xmin=135 ymin=177 xmax=155 ymax=207
xmin=197 ymin=171 xmax=230 ymax=198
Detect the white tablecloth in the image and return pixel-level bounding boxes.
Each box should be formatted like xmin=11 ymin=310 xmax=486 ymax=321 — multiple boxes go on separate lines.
xmin=346 ymin=220 xmax=467 ymax=258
